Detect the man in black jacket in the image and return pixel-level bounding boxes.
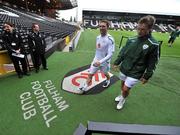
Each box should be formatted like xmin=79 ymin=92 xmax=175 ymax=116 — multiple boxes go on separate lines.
xmin=2 ymin=22 xmax=30 ymax=78
xmin=28 ymin=23 xmax=48 ymax=73
xmin=113 ymin=15 xmax=159 ymax=110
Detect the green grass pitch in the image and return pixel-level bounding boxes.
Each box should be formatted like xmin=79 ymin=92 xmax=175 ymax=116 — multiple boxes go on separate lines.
xmin=0 ymin=29 xmax=180 ymax=135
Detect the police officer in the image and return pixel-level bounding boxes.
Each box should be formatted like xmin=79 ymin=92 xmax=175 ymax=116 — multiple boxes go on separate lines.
xmin=2 ymin=22 xmax=30 ymax=78
xmin=28 ymin=23 xmax=48 ymax=73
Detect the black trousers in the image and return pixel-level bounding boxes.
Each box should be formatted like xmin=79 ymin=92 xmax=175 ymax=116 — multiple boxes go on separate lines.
xmin=10 ymin=55 xmax=28 ymax=75
xmin=168 ymin=37 xmax=175 ymax=44
xmin=31 ymin=51 xmax=47 ymax=70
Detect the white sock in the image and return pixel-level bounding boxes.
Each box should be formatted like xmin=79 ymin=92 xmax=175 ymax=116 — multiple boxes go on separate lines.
xmin=106 ymin=79 xmax=110 ymax=83
xmin=82 ymin=83 xmax=88 ymax=91
xmin=120 ymin=95 xmax=125 ymax=100
xmin=84 ymin=83 xmax=88 ymax=87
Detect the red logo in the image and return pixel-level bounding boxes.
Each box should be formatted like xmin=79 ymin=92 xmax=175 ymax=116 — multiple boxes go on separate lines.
xmin=71 ymin=71 xmax=106 ymax=87
xmin=61 ymin=65 xmax=119 ymax=94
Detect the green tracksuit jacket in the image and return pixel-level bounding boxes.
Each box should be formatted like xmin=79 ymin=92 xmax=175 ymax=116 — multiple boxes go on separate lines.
xmin=170 ymin=29 xmax=180 ymax=39
xmin=114 ymin=34 xmax=159 ymax=80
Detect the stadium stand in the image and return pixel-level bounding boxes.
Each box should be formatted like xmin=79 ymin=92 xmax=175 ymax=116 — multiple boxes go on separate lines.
xmin=1 ymin=0 xmax=78 ymax=15
xmin=0 ymin=3 xmax=78 ymax=53
xmin=82 ymin=10 xmax=180 ymax=33
xmin=0 ymin=3 xmax=79 ymax=73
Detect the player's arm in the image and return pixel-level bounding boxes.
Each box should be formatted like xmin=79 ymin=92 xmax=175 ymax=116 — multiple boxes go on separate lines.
xmin=2 ymin=34 xmax=14 ymax=52
xmin=142 ymin=45 xmax=159 ymax=81
xmin=112 ymin=47 xmax=125 ymax=72
xmin=113 ymin=39 xmax=130 ymax=66
xmin=99 ymin=37 xmax=115 ymax=64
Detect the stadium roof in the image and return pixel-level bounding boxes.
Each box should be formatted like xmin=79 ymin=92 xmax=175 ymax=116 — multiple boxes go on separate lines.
xmin=82 ymin=8 xmax=180 ymax=17
xmin=1 ymin=0 xmax=78 ymax=11
xmin=60 ymin=0 xmax=78 ymax=10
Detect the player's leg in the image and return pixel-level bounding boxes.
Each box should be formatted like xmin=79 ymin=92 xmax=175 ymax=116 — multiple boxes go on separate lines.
xmin=79 ymin=63 xmax=98 ymax=92
xmin=116 ymin=75 xmax=139 ymax=110
xmin=103 ymin=72 xmax=110 ymax=87
xmin=115 ymin=80 xmax=125 ymax=101
xmin=168 ymin=37 xmax=171 ymax=46
xmin=122 ymin=84 xmax=131 ymax=98
xmin=170 ymin=39 xmax=175 ymax=47
xmin=102 ymin=63 xmax=111 ymax=87
xmin=115 ymin=72 xmax=126 ymax=102
xmin=116 ymin=83 xmax=130 ymax=110
xmin=79 ymin=73 xmax=93 ymax=92
xmin=86 ymin=73 xmax=93 ymax=87
xmin=168 ymin=37 xmax=174 ymax=47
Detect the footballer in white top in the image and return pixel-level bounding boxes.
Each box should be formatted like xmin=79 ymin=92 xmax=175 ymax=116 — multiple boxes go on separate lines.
xmin=90 ymin=34 xmax=115 ymax=74
xmin=79 ymin=20 xmax=115 ymax=93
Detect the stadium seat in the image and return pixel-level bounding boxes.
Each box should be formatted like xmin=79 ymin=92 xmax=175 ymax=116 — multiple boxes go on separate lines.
xmin=0 ymin=4 xmax=78 ymax=51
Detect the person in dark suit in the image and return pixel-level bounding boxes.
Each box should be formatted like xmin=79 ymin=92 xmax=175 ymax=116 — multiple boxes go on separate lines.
xmin=28 ymin=23 xmax=48 ymax=73
xmin=2 ymin=22 xmax=30 ymax=78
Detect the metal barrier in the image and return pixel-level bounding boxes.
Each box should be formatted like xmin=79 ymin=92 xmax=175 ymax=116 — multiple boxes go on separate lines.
xmin=74 ymin=121 xmax=180 ymax=135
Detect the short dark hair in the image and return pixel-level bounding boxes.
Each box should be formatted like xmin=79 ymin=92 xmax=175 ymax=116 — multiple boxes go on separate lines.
xmin=138 ymin=15 xmax=156 ymax=29
xmin=99 ymin=20 xmax=110 ymax=28
xmin=32 ymin=23 xmax=39 ymax=29
xmin=4 ymin=22 xmax=14 ymax=27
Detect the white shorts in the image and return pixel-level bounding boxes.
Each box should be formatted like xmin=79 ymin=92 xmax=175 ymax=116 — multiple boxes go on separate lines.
xmin=119 ymin=72 xmax=139 ymax=88
xmin=89 ymin=61 xmax=110 ymax=74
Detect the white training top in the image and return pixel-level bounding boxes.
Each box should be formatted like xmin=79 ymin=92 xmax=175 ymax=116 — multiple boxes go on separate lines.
xmin=93 ymin=34 xmax=115 ymax=64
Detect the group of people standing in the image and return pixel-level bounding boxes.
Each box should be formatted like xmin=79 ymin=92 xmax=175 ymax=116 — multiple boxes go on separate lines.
xmin=2 ymin=22 xmax=48 ymax=78
xmin=79 ymin=15 xmax=160 ymax=110
xmin=2 ymin=15 xmax=178 ymax=110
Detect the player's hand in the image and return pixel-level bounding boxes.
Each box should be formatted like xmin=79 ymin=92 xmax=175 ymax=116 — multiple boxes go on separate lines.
xmin=93 ymin=61 xmax=100 ymax=67
xmin=15 ymin=49 xmax=20 ymax=54
xmin=140 ymin=78 xmax=148 ymax=84
xmin=112 ymin=64 xmax=119 ymax=72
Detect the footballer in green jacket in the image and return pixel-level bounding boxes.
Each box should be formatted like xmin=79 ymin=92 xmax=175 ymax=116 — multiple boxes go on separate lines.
xmin=113 ymin=15 xmax=159 ymax=110
xmin=168 ymin=26 xmax=180 ymax=47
